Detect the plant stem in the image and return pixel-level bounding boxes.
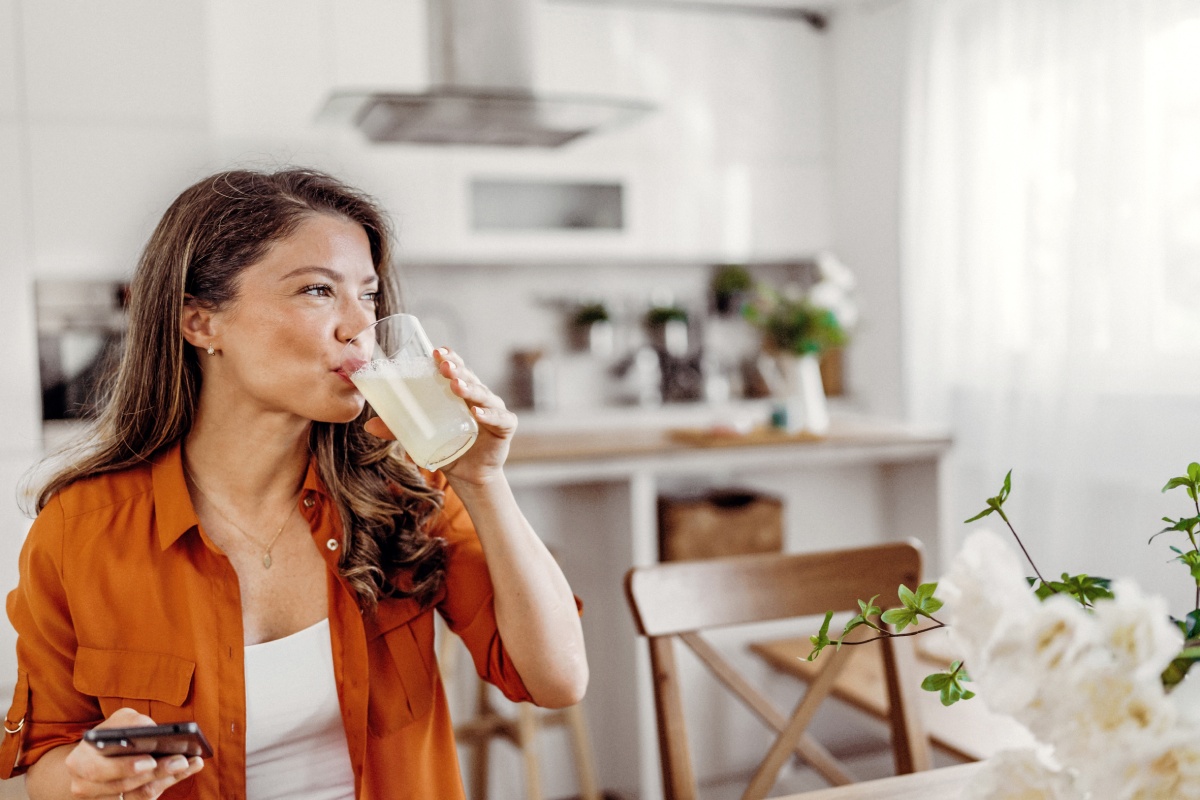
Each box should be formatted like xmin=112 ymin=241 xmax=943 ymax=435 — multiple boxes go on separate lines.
xmin=1001 ymin=512 xmax=1053 ymax=588
xmin=840 ymin=621 xmax=947 ymax=646
xmin=1193 ymin=495 xmax=1199 ymax=611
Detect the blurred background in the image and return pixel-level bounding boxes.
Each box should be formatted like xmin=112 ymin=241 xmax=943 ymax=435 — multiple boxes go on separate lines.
xmin=2 ymin=0 xmax=1200 ymax=797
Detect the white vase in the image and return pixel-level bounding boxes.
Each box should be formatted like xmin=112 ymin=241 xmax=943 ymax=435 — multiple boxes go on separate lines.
xmin=776 ymin=353 xmax=830 ymax=435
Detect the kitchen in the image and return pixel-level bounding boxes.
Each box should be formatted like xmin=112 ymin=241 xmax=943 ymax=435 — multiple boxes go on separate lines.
xmin=5 ymin=0 xmax=1196 ymax=798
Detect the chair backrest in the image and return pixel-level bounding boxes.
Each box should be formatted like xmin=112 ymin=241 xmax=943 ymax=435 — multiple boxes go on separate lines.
xmin=625 ymin=540 xmax=933 ymax=800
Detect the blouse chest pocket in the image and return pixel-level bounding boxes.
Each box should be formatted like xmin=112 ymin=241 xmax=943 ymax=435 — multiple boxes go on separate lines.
xmin=364 ymin=599 xmax=436 ymax=737
xmin=73 ymin=647 xmax=196 ymax=721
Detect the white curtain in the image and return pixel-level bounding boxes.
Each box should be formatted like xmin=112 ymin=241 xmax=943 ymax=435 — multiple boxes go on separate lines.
xmin=902 ymin=0 xmax=1200 ymax=608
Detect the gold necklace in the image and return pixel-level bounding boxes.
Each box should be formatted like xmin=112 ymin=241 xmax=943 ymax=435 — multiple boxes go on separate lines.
xmin=184 ymin=464 xmax=300 ymax=569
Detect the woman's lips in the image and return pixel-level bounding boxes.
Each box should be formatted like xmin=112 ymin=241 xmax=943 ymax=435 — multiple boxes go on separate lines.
xmin=336 ymin=358 xmax=367 ymax=386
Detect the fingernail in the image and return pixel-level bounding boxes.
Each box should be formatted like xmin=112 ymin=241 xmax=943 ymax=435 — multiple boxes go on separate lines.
xmin=167 ymin=755 xmax=189 ymax=772
xmin=474 ymin=406 xmax=487 ymax=416
xmin=134 ymin=758 xmax=157 ymax=773
xmin=446 ymin=361 xmax=457 ymax=372
xmin=436 ymin=347 xmax=449 ymax=356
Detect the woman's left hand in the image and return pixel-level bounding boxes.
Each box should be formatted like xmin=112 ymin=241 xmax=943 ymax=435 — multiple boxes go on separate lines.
xmin=363 ymin=347 xmax=516 ymax=484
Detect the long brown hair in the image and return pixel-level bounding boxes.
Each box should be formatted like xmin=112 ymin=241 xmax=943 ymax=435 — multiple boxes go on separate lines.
xmin=36 ymin=168 xmax=446 ymax=610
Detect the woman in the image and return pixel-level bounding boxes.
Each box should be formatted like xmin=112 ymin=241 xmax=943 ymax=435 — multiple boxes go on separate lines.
xmin=1 ymin=169 xmax=588 ymax=800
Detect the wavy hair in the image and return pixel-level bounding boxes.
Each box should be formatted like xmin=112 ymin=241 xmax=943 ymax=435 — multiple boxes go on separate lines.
xmin=35 ymin=168 xmax=446 ymax=611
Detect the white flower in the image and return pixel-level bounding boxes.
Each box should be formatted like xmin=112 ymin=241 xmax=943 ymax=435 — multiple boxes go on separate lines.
xmin=1109 ymin=728 xmax=1200 ymax=799
xmin=978 ymin=595 xmax=1098 ymax=722
xmin=1093 ymin=579 xmax=1182 ymax=684
xmin=942 ymin=529 xmax=1040 ymax=670
xmin=963 ymin=748 xmax=1081 ymax=800
xmin=1049 ymin=672 xmax=1180 ymax=776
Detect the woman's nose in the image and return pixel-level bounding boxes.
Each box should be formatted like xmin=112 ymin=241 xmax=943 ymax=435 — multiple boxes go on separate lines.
xmin=337 ymin=300 xmax=376 ymax=344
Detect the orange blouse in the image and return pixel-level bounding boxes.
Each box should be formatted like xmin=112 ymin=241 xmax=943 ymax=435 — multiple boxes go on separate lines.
xmin=2 ymin=443 xmax=536 ymax=799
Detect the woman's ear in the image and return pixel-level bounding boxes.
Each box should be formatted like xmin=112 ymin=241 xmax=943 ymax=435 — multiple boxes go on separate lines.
xmin=181 ymin=295 xmax=218 ymax=352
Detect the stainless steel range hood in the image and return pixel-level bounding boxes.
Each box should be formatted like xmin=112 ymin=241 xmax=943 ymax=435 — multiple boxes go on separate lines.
xmin=319 ymin=0 xmax=655 ymax=148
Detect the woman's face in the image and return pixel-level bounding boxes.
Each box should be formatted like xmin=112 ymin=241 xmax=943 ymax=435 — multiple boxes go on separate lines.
xmin=204 ymin=212 xmax=379 ymax=424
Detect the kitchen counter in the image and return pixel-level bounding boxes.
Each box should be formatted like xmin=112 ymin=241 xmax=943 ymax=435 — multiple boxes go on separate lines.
xmin=508 ymin=414 xmax=949 ymax=464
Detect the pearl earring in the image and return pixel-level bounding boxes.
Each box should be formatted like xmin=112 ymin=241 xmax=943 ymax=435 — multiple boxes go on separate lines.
xmin=207 ymin=344 xmax=216 ymax=355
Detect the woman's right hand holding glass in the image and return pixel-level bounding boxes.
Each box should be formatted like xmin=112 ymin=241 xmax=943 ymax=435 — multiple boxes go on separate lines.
xmin=62 ymin=708 xmax=203 ymax=799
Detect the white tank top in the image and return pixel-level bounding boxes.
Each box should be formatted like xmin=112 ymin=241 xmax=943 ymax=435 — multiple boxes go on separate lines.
xmin=244 ymin=618 xmax=356 ymax=800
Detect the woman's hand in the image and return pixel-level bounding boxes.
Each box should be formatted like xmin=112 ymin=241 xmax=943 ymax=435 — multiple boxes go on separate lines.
xmin=362 ymin=347 xmax=517 ymax=485
xmin=60 ymin=708 xmax=203 ymax=799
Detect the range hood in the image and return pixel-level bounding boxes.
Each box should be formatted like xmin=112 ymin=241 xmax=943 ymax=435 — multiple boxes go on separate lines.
xmin=319 ymin=0 xmax=655 ymax=148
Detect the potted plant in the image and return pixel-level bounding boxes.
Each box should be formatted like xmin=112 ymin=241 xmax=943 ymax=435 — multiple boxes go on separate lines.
xmin=743 ymin=281 xmax=853 ymax=434
xmin=644 ymin=304 xmax=690 ymax=356
xmin=709 ymin=264 xmax=755 ymax=316
xmin=567 ymin=301 xmax=614 ymax=355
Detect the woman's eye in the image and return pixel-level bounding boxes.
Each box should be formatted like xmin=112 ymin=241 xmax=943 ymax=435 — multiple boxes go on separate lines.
xmin=362 ymin=290 xmax=380 ymax=303
xmin=302 ymin=284 xmax=333 ymax=297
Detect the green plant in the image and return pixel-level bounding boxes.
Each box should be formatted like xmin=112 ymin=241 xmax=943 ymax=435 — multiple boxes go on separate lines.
xmin=710 ymin=264 xmax=754 ymax=297
xmin=743 ymin=288 xmax=847 ymax=356
xmin=571 ymin=302 xmax=610 ymax=327
xmin=644 ymin=304 xmax=689 ymax=327
xmin=805 ymin=464 xmax=1200 ymax=706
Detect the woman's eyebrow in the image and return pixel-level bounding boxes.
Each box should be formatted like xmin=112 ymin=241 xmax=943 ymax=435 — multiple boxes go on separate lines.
xmin=278 ymin=266 xmax=376 ymax=286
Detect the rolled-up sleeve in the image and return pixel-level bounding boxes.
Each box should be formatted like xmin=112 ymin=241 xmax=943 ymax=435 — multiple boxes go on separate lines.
xmin=2 ymin=497 xmax=101 ymax=777
xmin=425 ymin=476 xmax=537 ymax=704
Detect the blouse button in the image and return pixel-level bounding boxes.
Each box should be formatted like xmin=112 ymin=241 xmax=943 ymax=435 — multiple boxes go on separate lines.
xmin=303 ymin=496 xmax=315 ymax=508
xmin=326 ymin=539 xmax=339 ymax=551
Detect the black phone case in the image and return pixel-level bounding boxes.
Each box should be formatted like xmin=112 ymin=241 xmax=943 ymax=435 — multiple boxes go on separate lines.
xmin=83 ymin=722 xmax=214 ymax=759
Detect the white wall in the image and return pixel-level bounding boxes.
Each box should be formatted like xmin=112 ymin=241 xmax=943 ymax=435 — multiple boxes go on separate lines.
xmin=828 ymin=0 xmax=911 ymax=420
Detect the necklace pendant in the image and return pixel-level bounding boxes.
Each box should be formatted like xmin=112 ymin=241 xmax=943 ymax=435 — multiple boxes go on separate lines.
xmin=262 ymin=553 xmax=272 ymax=569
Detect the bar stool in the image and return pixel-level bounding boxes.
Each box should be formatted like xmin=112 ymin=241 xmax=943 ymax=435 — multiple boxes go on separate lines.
xmin=438 ymin=621 xmax=601 ymax=800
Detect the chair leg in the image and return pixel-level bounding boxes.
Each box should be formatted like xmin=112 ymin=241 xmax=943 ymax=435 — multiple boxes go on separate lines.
xmin=469 ymin=681 xmax=493 ymax=800
xmin=516 ymin=704 xmax=542 ymax=800
xmin=563 ymin=703 xmax=601 ymax=800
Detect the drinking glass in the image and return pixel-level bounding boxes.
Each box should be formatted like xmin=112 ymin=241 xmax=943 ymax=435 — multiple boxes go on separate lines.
xmin=340 ymin=314 xmax=479 ymax=470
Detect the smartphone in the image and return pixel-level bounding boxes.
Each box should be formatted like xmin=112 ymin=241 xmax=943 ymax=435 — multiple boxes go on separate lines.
xmin=83 ymin=721 xmax=213 ymax=759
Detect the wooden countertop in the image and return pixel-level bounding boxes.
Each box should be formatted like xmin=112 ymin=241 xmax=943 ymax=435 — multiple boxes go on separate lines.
xmin=506 ymin=416 xmax=952 ymax=465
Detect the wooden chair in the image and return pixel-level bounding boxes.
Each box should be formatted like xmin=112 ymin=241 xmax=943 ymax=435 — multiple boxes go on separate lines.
xmin=624 ymin=541 xmax=933 ymax=800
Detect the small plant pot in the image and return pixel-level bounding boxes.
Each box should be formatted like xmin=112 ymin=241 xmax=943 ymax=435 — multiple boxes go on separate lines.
xmin=567 ymin=319 xmax=614 ymax=356
xmin=648 ymin=319 xmax=689 ymax=357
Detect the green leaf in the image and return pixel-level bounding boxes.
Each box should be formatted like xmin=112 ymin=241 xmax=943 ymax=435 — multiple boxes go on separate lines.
xmin=897 ymin=584 xmax=917 ymax=610
xmin=966 ymin=470 xmax=1015 ymax=524
xmin=921 ymin=662 xmax=975 ymax=706
xmin=1172 ymin=609 xmax=1200 ymax=640
xmin=881 ymin=607 xmax=918 ymax=632
xmin=1174 ymin=550 xmax=1200 ymax=585
xmin=806 ymin=611 xmax=834 ymax=661
xmin=1189 ymin=462 xmax=1200 ymax=483
xmin=921 ymin=673 xmax=950 ymax=691
xmin=837 ymin=596 xmax=884 ymax=645
xmin=1162 ymin=644 xmax=1200 ymax=688
xmin=838 ymin=614 xmax=869 ymax=645
xmin=1049 ymin=573 xmax=1113 ymax=606
xmin=1030 ymin=578 xmax=1056 ymax=601
xmin=1152 ymin=516 xmax=1200 ymax=544
xmin=1163 ymin=477 xmax=1193 ymax=493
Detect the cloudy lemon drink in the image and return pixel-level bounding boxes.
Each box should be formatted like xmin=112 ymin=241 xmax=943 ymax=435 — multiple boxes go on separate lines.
xmin=341 ymin=315 xmax=478 ymax=470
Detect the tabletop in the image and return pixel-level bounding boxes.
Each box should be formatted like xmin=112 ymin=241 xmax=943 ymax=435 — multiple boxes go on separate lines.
xmin=776 ymin=762 xmax=985 ymax=799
